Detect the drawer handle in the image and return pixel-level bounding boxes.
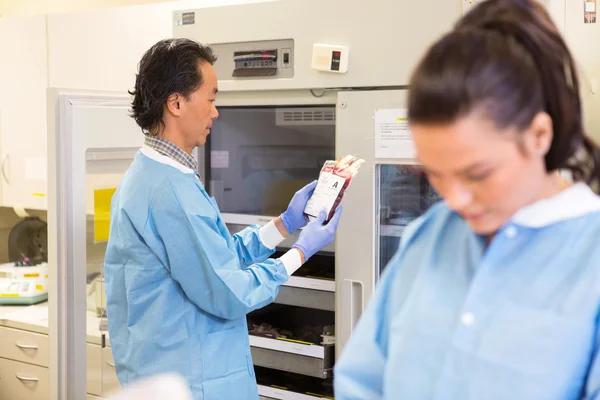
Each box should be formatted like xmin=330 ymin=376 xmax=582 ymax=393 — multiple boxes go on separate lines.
xmin=16 ymin=374 xmax=39 ymax=383
xmin=1 ymin=154 xmax=10 ymax=185
xmin=15 ymin=343 xmax=39 ymax=350
xmin=106 ymin=361 xmax=115 ymax=367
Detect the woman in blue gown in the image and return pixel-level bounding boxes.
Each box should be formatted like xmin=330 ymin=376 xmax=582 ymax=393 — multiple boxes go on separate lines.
xmin=334 ymin=1 xmax=600 ymax=399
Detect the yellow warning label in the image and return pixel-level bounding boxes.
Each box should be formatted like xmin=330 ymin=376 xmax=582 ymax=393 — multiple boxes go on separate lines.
xmin=306 ymin=393 xmax=334 ymax=399
xmin=36 ymin=284 xmax=44 ymax=291
xmin=276 ymin=337 xmax=313 ymax=345
xmin=94 ymin=188 xmax=117 ymax=243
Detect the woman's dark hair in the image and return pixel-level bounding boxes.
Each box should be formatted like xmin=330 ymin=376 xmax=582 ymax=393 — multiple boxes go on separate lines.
xmin=129 ymin=38 xmax=217 ymax=135
xmin=408 ymin=0 xmax=600 ymax=191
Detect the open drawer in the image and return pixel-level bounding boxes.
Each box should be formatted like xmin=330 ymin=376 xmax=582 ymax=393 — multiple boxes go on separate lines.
xmin=248 ymin=305 xmax=334 ymax=379
xmin=256 ymin=366 xmax=334 ymax=399
xmin=272 ymin=251 xmax=335 ymax=311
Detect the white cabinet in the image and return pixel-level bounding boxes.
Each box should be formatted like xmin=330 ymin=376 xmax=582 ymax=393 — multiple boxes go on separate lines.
xmin=88 ymin=343 xmax=103 ymax=397
xmin=0 ymin=14 xmax=48 ymax=210
xmin=0 ymin=310 xmax=116 ymax=399
xmin=47 ymin=2 xmax=177 ymax=92
xmin=102 ymin=346 xmax=121 ymax=395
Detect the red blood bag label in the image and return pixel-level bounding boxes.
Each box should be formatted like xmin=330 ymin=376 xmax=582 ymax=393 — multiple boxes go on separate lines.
xmin=304 ymin=172 xmax=346 ymax=219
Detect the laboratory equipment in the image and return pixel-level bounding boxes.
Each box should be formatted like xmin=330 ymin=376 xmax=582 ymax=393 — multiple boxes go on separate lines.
xmin=0 ymin=261 xmax=48 ymax=305
xmin=0 ymin=216 xmax=48 ymax=305
xmin=48 ymin=0 xmax=597 ymax=398
xmin=311 ymin=44 xmax=350 ymax=74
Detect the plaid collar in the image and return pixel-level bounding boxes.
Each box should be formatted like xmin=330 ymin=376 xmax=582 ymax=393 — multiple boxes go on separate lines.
xmin=144 ymin=136 xmax=198 ymax=172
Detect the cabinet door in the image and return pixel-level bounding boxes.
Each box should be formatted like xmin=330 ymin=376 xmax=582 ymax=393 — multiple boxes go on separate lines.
xmin=334 ymin=90 xmax=441 ymax=356
xmin=0 ymin=14 xmax=48 ymax=210
xmin=87 ymin=343 xmax=103 ymax=396
xmin=102 ymin=347 xmax=121 ymax=396
xmin=50 ymin=91 xmax=142 ymax=399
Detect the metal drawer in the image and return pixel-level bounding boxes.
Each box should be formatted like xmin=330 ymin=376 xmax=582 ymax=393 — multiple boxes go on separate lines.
xmin=250 ymin=337 xmax=334 ymax=379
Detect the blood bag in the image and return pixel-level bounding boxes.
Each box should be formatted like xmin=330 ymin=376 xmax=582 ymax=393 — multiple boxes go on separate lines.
xmin=304 ymin=155 xmax=365 ymax=222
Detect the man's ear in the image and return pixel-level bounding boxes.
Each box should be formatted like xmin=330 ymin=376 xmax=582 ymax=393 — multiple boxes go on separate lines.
xmin=166 ymin=93 xmax=182 ymax=116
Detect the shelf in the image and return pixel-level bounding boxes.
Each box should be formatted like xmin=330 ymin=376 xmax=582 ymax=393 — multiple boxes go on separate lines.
xmin=276 ymin=275 xmax=335 ymax=311
xmin=258 ymin=385 xmax=332 ymax=400
xmin=85 ymin=147 xmax=139 ymax=161
xmin=284 ymin=277 xmax=334 ymax=292
xmin=273 ymin=252 xmax=334 ymax=298
xmin=250 ymin=336 xmax=334 ymax=379
xmin=250 ymin=336 xmax=324 ymax=358
xmin=274 ymin=284 xmax=334 ymax=312
xmin=379 ymin=224 xmax=406 ymax=238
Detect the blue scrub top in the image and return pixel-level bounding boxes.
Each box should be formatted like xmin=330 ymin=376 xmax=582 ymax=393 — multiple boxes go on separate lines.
xmin=104 ymin=146 xmax=290 ymax=400
xmin=334 ymin=183 xmax=600 ymax=400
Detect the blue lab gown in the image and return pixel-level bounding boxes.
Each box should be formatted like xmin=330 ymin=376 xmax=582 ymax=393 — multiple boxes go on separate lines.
xmin=334 ymin=183 xmax=600 ymax=400
xmin=104 ymin=146 xmax=289 ymax=400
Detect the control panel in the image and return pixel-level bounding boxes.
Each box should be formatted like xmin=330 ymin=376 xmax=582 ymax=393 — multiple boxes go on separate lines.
xmin=211 ymin=39 xmax=295 ymax=80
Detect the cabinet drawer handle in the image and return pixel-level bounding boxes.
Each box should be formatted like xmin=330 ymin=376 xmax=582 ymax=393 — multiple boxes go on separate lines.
xmin=1 ymin=154 xmax=10 ymax=185
xmin=15 ymin=342 xmax=39 ymax=350
xmin=16 ymin=374 xmax=39 ymax=382
xmin=106 ymin=361 xmax=115 ymax=367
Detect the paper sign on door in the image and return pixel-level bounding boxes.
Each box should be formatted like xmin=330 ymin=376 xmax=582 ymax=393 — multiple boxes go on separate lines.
xmin=375 ymin=109 xmax=416 ymax=159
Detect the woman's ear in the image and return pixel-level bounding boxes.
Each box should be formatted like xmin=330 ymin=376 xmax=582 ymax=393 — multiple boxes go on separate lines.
xmin=522 ymin=111 xmax=553 ymax=157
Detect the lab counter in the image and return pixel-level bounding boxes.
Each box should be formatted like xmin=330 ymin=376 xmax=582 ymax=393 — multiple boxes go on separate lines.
xmin=0 ymin=302 xmax=119 ymax=399
xmin=0 ymin=301 xmax=107 ymax=345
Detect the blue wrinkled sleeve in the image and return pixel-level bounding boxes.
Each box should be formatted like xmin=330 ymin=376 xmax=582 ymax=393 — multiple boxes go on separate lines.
xmin=231 ymin=225 xmax=275 ymax=266
xmin=584 ymin=315 xmax=600 ymax=400
xmin=146 ymin=180 xmax=288 ymax=320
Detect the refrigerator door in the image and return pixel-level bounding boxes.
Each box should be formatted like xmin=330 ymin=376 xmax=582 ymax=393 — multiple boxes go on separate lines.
xmin=335 ymin=89 xmax=440 ymax=356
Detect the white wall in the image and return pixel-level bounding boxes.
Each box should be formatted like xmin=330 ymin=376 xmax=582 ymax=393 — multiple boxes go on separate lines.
xmin=564 ymin=1 xmax=600 ymax=142
xmin=46 ymin=0 xmax=272 ymax=92
xmin=0 ymin=0 xmax=175 ymax=17
xmin=0 ymin=14 xmax=48 ymax=210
